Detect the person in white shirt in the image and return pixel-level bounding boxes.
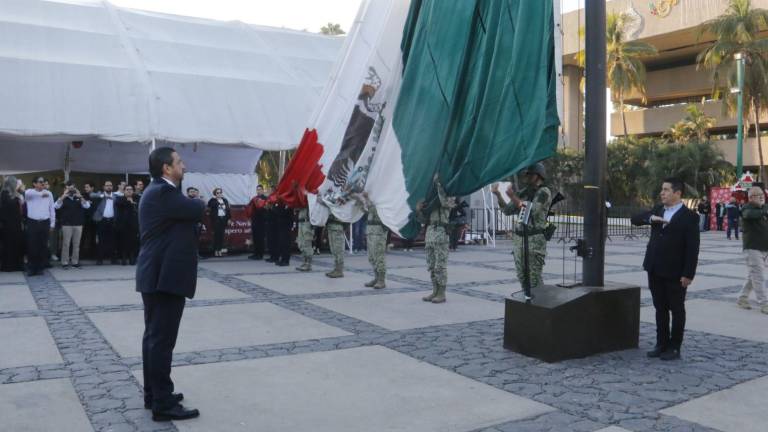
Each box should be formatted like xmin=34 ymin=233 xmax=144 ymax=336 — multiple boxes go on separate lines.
xmin=206 ymin=188 xmax=231 ymax=257
xmin=24 ymin=177 xmax=55 ymax=276
xmin=91 ymin=181 xmax=118 ymax=265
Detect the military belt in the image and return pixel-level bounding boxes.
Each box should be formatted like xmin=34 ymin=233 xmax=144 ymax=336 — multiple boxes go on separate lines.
xmin=515 ymin=228 xmax=544 ymax=236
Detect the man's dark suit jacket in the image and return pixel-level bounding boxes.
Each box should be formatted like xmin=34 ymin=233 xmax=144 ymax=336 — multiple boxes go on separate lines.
xmin=631 ymin=204 xmax=700 ymax=281
xmin=136 ymin=179 xmax=205 ymax=299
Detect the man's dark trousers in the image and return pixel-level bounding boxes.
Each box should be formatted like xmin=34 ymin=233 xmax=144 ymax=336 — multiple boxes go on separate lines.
xmin=648 ymin=273 xmax=687 ymax=350
xmin=97 ymin=218 xmax=117 ymax=261
xmin=251 ymin=215 xmax=265 ymax=257
xmin=728 ymin=218 xmax=740 ymax=239
xmin=142 ymin=292 xmax=185 ymax=410
xmin=26 ymin=219 xmax=50 ymax=273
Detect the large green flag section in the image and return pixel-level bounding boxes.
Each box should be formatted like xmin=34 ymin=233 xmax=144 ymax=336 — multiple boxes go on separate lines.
xmin=393 ymin=0 xmax=560 ymax=233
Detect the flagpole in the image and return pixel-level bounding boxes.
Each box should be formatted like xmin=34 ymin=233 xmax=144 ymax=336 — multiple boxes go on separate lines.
xmin=582 ymin=0 xmax=607 ymax=287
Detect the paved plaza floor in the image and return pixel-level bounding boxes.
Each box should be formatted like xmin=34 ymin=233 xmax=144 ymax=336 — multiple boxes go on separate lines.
xmin=0 ymin=231 xmax=766 ymax=432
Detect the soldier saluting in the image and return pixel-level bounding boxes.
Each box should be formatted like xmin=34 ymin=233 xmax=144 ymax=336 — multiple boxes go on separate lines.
xmin=492 ymin=163 xmax=552 ymax=298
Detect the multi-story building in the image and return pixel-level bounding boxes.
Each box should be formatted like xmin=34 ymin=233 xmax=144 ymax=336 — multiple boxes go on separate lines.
xmin=561 ymin=0 xmax=768 ymax=169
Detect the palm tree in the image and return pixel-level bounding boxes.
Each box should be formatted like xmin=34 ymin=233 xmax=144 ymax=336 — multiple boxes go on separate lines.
xmin=574 ymin=13 xmax=658 ymax=137
xmin=697 ymin=0 xmax=768 ymax=180
xmin=320 ymin=23 xmax=345 ymax=36
xmin=606 ymin=12 xmax=658 ymax=138
xmin=667 ymin=105 xmax=717 ymax=145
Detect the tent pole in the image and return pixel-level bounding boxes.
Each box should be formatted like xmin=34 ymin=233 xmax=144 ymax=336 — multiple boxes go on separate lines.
xmin=64 ymin=142 xmax=72 ymax=182
xmin=150 ymin=137 xmax=157 ymax=152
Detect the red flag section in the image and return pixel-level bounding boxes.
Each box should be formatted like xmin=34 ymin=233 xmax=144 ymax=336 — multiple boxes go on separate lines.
xmin=273 ymin=128 xmax=325 ymax=208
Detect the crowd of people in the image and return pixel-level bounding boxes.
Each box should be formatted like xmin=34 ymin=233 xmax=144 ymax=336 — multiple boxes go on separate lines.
xmin=698 ymin=196 xmax=744 ymax=240
xmin=0 ymin=176 xmax=145 ymax=275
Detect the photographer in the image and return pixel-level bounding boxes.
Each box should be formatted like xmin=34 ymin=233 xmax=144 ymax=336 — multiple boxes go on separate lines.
xmin=55 ymin=181 xmax=91 ymax=269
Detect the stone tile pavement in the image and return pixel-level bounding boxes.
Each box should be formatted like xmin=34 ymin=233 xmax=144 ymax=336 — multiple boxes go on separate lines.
xmin=0 ymin=231 xmax=765 ymax=431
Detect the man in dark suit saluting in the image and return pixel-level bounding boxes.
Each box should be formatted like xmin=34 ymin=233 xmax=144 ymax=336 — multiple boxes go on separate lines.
xmin=632 ymin=177 xmax=699 ymax=361
xmin=137 ymin=147 xmax=205 ymax=421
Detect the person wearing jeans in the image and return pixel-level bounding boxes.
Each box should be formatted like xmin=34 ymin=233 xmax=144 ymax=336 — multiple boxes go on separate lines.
xmin=737 ymin=186 xmax=768 ymax=314
xmin=54 ymin=181 xmax=90 ymax=269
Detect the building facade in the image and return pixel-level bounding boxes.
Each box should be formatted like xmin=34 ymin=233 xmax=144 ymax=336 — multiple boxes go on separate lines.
xmin=562 ymin=0 xmax=768 ymax=168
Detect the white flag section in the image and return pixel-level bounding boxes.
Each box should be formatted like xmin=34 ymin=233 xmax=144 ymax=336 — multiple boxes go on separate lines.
xmin=307 ymin=0 xmax=411 ymax=228
xmin=307 ymin=0 xmax=564 ymax=237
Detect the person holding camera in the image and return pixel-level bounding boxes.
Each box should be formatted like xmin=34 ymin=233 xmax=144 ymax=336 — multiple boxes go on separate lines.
xmin=54 ymin=181 xmax=91 ymax=269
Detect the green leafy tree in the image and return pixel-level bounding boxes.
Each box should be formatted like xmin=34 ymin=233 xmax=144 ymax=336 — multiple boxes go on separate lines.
xmin=697 ymin=0 xmax=768 ymax=180
xmin=574 ymin=13 xmax=657 ymax=137
xmin=542 ymin=148 xmax=585 ymax=205
xmin=256 ymin=150 xmax=295 ymax=189
xmin=606 ymin=12 xmax=658 ymax=138
xmin=320 ymin=23 xmax=345 ymax=36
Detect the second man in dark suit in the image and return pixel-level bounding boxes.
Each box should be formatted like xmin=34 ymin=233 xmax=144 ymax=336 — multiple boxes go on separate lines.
xmin=632 ymin=177 xmax=699 ymax=361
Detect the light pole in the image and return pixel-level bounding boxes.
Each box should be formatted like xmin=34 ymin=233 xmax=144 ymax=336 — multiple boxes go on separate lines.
xmin=734 ymin=52 xmax=745 ymax=177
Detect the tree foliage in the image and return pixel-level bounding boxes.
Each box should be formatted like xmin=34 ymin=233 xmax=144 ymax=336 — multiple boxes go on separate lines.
xmin=544 ymin=104 xmax=734 ymax=207
xmin=320 ymin=23 xmax=345 ymax=36
xmin=697 ymin=0 xmax=768 ymax=179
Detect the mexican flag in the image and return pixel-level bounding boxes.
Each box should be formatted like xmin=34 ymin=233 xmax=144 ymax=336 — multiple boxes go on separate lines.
xmin=308 ymin=0 xmax=561 ymax=238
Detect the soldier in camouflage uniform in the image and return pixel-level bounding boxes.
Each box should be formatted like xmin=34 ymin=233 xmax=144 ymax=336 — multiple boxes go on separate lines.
xmin=295 ymin=206 xmax=314 ymax=272
xmin=492 ymin=163 xmax=552 ymax=297
xmin=325 ymin=214 xmax=346 ymax=278
xmin=360 ymin=193 xmax=387 ymax=289
xmin=418 ymin=175 xmax=454 ymax=303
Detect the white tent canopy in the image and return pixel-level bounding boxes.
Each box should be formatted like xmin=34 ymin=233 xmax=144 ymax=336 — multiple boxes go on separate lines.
xmin=0 ymin=0 xmax=343 ymax=174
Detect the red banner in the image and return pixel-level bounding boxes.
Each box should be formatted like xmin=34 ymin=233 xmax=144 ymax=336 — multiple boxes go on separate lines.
xmin=199 ymin=206 xmax=252 ymax=253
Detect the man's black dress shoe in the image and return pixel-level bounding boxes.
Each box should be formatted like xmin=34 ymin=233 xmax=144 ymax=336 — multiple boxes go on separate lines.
xmin=660 ymin=348 xmax=681 ymax=361
xmin=646 ymin=346 xmax=665 ymax=358
xmin=265 ymin=258 xmax=276 ymax=263
xmin=152 ymin=404 xmax=199 ymax=422
xmin=145 ymin=392 xmax=184 ymax=409
xmin=276 ymin=261 xmax=289 ymax=267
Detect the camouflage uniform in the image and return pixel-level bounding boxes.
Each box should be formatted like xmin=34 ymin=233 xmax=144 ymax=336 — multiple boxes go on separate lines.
xmin=295 ymin=208 xmax=313 ymax=272
xmin=420 ymin=181 xmax=452 ymax=303
xmin=325 ymin=214 xmax=346 ymax=278
xmin=502 ymin=185 xmax=552 ymax=293
xmin=364 ymin=207 xmax=387 ymax=289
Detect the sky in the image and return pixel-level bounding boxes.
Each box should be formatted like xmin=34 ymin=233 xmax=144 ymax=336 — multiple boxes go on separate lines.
xmin=110 ymin=0 xmax=363 ymax=33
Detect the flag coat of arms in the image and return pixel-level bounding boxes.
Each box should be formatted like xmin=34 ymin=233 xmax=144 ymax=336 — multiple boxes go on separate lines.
xmin=303 ymin=0 xmax=561 ymax=238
